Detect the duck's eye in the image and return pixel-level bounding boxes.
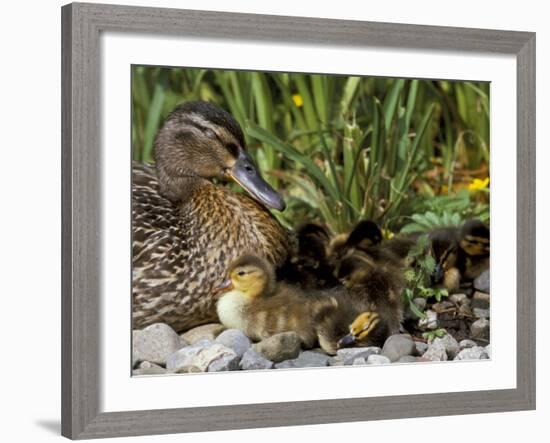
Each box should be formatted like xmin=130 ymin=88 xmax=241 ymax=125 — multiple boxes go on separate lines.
xmin=238 ymin=271 xmax=246 ymax=276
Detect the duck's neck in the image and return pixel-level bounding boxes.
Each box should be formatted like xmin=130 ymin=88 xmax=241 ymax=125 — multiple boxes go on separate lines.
xmin=157 ymin=170 xmax=211 ymax=203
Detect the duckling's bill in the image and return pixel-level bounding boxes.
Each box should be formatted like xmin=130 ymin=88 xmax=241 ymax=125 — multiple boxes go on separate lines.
xmin=213 ymin=278 xmax=234 ymax=294
xmin=227 ymin=148 xmax=286 ymax=211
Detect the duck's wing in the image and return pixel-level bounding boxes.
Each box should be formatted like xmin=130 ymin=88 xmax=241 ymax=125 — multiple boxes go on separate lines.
xmin=132 ymin=162 xmax=180 ymax=267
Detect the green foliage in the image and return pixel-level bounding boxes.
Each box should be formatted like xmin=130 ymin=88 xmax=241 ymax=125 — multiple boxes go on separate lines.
xmin=131 ymin=67 xmax=490 ymax=234
xmin=422 ymin=328 xmax=448 ymax=341
xmin=401 ymin=235 xmax=449 ymax=319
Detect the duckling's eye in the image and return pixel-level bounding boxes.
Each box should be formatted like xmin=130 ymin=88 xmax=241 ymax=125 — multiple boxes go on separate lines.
xmin=237 ymin=271 xmax=246 ymax=276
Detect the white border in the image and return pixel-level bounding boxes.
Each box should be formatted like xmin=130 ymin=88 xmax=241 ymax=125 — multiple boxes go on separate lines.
xmin=100 ymin=33 xmax=517 ymax=413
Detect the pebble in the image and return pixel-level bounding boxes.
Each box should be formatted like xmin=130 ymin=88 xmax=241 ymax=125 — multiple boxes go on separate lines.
xmin=470 ymin=318 xmax=490 ymax=340
xmin=431 ymin=334 xmax=460 ymax=359
xmin=133 ymin=323 xmax=186 ymax=366
xmin=397 ymin=355 xmax=418 ymax=363
xmin=336 ymin=347 xmax=381 ymax=365
xmin=449 ymin=293 xmax=469 ymax=306
xmin=166 ymin=342 xmax=238 ymax=373
xmin=454 ymin=346 xmax=489 ymax=360
xmin=422 ymin=340 xmax=448 ymax=361
xmin=471 ymin=291 xmax=490 ymax=309
xmin=381 ymin=334 xmax=415 ymax=362
xmin=473 ymin=270 xmax=490 ymax=293
xmin=485 ymin=344 xmax=491 ymax=358
xmin=459 ymin=339 xmax=478 ymax=350
xmin=132 ymin=361 xmax=167 ymax=375
xmin=367 ymin=354 xmax=391 ymax=365
xmin=328 ymin=357 xmax=345 ymax=367
xmin=418 ymin=310 xmax=438 ymax=330
xmin=473 ymin=308 xmax=490 ymax=319
xmin=180 ymin=323 xmax=225 ymax=344
xmin=432 ymin=301 xmax=455 ymax=313
xmin=415 ymin=341 xmax=429 ymax=355
xmin=215 ymin=329 xmax=251 ymax=357
xmin=239 ymin=349 xmax=274 ymax=370
xmin=253 ymin=332 xmax=301 ymax=363
xmin=352 ymin=357 xmax=367 ymax=365
xmin=275 ymin=351 xmax=330 ymax=369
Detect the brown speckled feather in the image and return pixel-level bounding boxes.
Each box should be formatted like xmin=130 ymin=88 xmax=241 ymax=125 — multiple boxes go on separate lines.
xmin=132 ymin=162 xmax=290 ymax=332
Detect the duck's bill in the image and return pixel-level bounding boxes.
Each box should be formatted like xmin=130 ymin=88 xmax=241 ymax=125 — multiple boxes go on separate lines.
xmin=229 ymin=149 xmax=286 ymax=211
xmin=337 ymin=334 xmax=356 ymax=349
xmin=213 ymin=278 xmax=234 ymax=295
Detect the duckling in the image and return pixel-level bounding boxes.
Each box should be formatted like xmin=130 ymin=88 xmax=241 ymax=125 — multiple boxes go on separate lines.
xmin=215 ymin=255 xmax=353 ymax=354
xmin=334 ymin=252 xmax=405 ymax=348
xmin=459 ymin=219 xmax=490 ymax=281
xmin=277 ymin=223 xmax=339 ymax=289
xmin=132 ymin=101 xmax=291 ymax=332
xmin=429 ymin=227 xmax=464 ymax=292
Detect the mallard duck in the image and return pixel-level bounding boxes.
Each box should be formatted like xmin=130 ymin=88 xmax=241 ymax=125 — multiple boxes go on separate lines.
xmin=215 ymin=254 xmax=353 ymax=354
xmin=132 ymin=101 xmax=291 ymax=332
xmin=459 ymin=219 xmax=490 ymax=280
xmin=277 ymin=222 xmax=339 ymax=289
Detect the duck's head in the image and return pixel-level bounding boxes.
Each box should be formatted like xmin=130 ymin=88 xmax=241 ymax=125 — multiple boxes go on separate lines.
xmin=337 ymin=311 xmax=381 ymax=348
xmin=429 ymin=228 xmax=459 ymax=284
xmin=459 ymin=219 xmax=490 ymax=256
xmin=214 ymin=254 xmax=276 ymax=298
xmin=335 ymin=252 xmax=376 ymax=289
xmin=153 ymin=101 xmax=285 ymax=211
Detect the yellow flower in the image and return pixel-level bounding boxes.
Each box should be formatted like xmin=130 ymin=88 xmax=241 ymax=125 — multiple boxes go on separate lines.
xmin=292 ymin=94 xmax=303 ymax=107
xmin=468 ymin=177 xmax=490 ymax=192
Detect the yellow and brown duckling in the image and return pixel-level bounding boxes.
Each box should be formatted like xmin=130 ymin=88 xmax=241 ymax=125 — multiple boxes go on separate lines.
xmin=459 ymin=219 xmax=490 ymax=280
xmin=215 ymin=255 xmax=354 ymax=354
xmin=132 ymin=101 xmax=291 ymax=332
xmin=334 ymin=251 xmax=405 ymax=347
xmin=429 ymin=219 xmax=490 ymax=290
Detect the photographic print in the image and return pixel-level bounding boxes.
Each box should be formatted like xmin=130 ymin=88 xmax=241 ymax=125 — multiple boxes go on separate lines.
xmin=131 ymin=66 xmax=490 ymax=375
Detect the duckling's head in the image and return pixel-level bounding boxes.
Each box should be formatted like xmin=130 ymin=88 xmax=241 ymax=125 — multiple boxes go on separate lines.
xmin=337 ymin=311 xmax=381 ymax=348
xmin=215 ymin=255 xmax=276 ymax=299
xmin=345 ymin=220 xmax=383 ymax=251
xmin=335 ymin=253 xmax=376 ymax=289
xmin=429 ymin=228 xmax=459 ymax=284
xmin=153 ymin=101 xmax=285 ymax=210
xmin=460 ymin=219 xmax=490 ymax=256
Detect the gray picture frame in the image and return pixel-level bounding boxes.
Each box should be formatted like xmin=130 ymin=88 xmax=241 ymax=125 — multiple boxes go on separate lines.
xmin=61 ymin=2 xmax=536 ymax=439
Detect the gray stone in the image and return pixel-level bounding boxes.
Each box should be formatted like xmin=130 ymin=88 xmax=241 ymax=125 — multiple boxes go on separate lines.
xmin=180 ymin=323 xmax=225 ymax=344
xmin=415 ymin=341 xmax=429 ymax=355
xmin=471 ymin=291 xmax=490 ymax=309
xmin=459 ymin=339 xmax=478 ymax=350
xmin=422 ymin=340 xmax=448 ymax=361
xmin=413 ymin=297 xmax=427 ymax=311
xmin=471 ymin=318 xmax=490 ymax=340
xmin=473 ymin=308 xmax=490 ymax=319
xmin=454 ymin=346 xmax=489 ymax=360
xmin=418 ymin=310 xmax=438 ymax=330
xmin=473 ymin=270 xmax=490 ymax=293
xmin=239 ymin=349 xmax=274 ymax=371
xmin=485 ymin=344 xmax=491 ymax=358
xmin=166 ymin=342 xmax=238 ymax=373
xmin=381 ymin=334 xmax=415 ymax=362
xmin=397 ymin=355 xmax=418 ymax=363
xmin=449 ymin=293 xmax=469 ymax=305
xmin=133 ymin=361 xmax=167 ymax=375
xmin=328 ymin=357 xmax=345 ymax=367
xmin=367 ymin=354 xmax=391 ymax=365
xmin=336 ymin=346 xmax=381 ymax=365
xmin=133 ymin=323 xmax=185 ymax=366
xmin=431 ymin=334 xmax=460 ymax=359
xmin=253 ymin=332 xmax=301 ymax=363
xmin=275 ymin=351 xmax=330 ymax=369
xmin=215 ymin=329 xmax=251 ymax=357
xmin=352 ymin=357 xmax=367 ymax=365
xmin=458 ymin=304 xmax=473 ymax=317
